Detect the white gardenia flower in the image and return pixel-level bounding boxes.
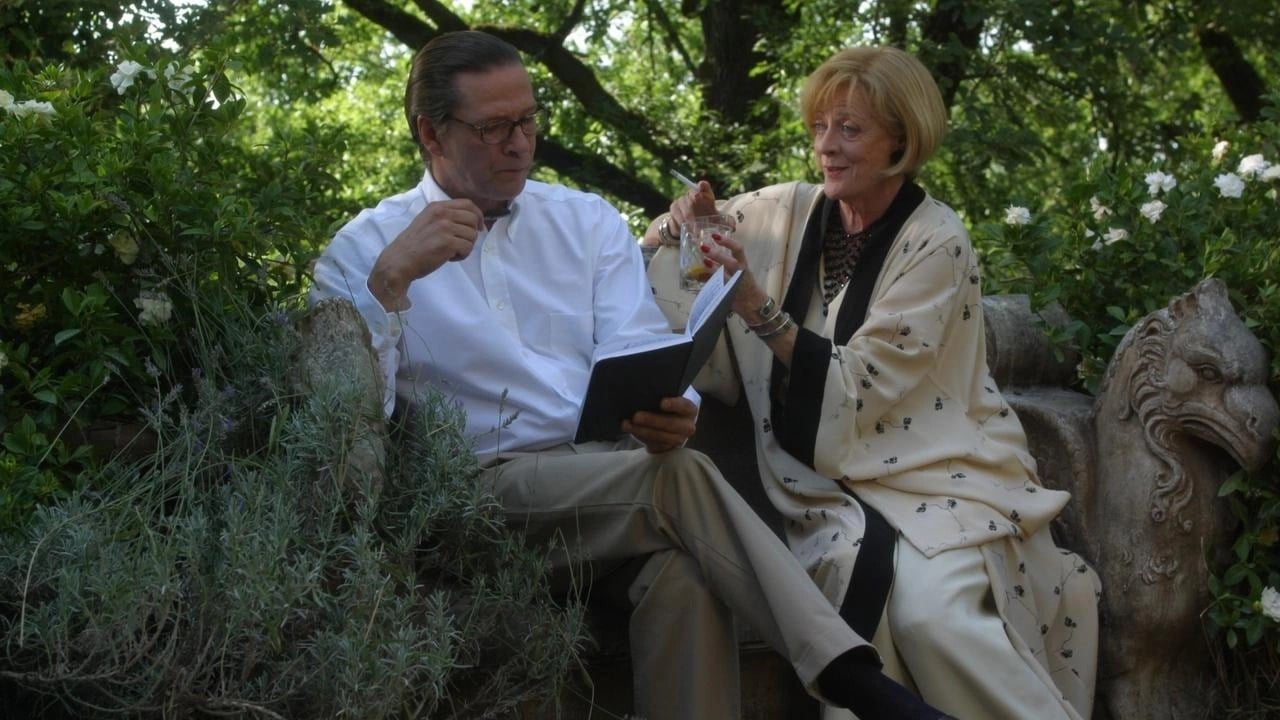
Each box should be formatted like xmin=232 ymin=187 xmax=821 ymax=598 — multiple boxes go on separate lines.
xmin=1144 ymin=171 xmax=1177 ymax=196
xmin=1262 ymin=165 xmax=1280 ymax=182
xmin=109 ymin=60 xmax=148 ymax=94
xmin=134 ymin=293 xmax=174 ymax=326
xmin=1004 ymin=206 xmax=1031 ymax=226
xmin=1104 ymin=227 xmax=1129 ymax=245
xmin=1261 ymin=587 xmax=1280 ymax=622
xmin=163 ymin=64 xmax=195 ymax=92
xmin=1214 ymin=173 xmax=1246 ymax=198
xmin=1212 ymin=140 xmax=1230 ymax=162
xmin=1089 ymin=196 xmax=1112 ymax=221
xmin=1139 ymin=200 xmax=1167 ymax=223
xmin=10 ymin=100 xmax=56 ymax=120
xmin=1237 ymin=154 xmax=1270 ymax=180
xmin=0 ymin=89 xmax=14 ymax=112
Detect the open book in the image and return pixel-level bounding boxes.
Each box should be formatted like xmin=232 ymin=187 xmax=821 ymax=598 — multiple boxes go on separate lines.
xmin=574 ymin=268 xmax=743 ymax=443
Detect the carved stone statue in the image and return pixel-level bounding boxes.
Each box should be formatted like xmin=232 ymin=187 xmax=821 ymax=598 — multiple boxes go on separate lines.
xmin=994 ymin=279 xmax=1279 ymax=720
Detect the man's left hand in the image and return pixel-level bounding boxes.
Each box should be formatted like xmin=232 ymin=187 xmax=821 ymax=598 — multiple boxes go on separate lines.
xmin=623 ymin=396 xmax=698 ymax=454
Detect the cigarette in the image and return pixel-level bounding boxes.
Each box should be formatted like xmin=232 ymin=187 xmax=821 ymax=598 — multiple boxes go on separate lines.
xmin=670 ymin=169 xmax=699 ymax=191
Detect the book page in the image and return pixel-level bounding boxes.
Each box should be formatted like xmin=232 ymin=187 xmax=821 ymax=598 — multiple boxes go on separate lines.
xmin=591 ymin=269 xmax=739 ymax=363
xmin=686 ymin=268 xmax=741 ymax=334
xmin=591 ymin=330 xmax=687 ymax=363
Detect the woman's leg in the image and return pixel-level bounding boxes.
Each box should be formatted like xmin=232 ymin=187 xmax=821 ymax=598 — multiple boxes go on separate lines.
xmin=887 ymin=539 xmax=1076 ymax=720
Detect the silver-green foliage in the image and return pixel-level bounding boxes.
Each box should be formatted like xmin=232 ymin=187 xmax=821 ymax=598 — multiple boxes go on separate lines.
xmin=0 ymin=309 xmax=586 ymax=718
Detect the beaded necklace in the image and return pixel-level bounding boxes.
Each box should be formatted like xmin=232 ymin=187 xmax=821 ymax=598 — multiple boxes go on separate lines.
xmin=821 ymin=210 xmax=871 ymax=309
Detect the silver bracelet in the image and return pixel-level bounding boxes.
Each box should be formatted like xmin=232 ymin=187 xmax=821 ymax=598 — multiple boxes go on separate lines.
xmin=755 ymin=312 xmax=795 ymax=340
xmin=656 ymin=214 xmax=681 ymax=246
xmin=745 ymin=296 xmax=780 ymax=329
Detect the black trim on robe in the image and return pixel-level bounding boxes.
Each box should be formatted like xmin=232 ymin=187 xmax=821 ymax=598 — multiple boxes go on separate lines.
xmin=764 ymin=181 xmax=925 ymax=642
xmin=768 ymin=199 xmax=827 ymax=466
xmin=770 ymin=181 xmax=926 ymax=467
xmin=832 ymin=182 xmax=925 ymax=346
xmin=776 ymin=327 xmax=833 ymax=468
xmin=840 ymin=493 xmax=896 ymax=641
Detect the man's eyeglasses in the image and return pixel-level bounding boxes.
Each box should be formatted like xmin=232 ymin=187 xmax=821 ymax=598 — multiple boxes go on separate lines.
xmin=448 ymin=107 xmax=545 ymax=145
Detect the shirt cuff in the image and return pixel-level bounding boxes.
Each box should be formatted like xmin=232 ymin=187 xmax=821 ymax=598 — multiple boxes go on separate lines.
xmin=357 ymin=277 xmax=406 ymax=342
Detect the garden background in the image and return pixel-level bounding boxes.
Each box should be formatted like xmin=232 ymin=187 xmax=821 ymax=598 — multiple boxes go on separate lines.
xmin=1 ymin=0 xmax=1278 ymax=717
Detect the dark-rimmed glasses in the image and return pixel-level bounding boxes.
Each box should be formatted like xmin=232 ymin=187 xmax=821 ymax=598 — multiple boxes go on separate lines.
xmin=447 ymin=107 xmax=545 ymax=145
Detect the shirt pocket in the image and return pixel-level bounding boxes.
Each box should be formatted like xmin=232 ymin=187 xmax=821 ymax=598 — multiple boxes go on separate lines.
xmin=533 ymin=311 xmax=595 ymax=366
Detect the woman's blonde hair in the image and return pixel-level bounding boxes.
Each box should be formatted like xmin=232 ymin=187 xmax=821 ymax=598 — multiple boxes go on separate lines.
xmin=800 ymin=46 xmax=946 ymax=177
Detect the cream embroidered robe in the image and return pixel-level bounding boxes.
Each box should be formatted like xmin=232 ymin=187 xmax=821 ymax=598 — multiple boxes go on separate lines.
xmin=649 ymin=181 xmax=1100 ymax=719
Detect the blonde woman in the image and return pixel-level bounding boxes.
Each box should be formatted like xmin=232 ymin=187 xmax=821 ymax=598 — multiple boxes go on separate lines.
xmin=648 ymin=46 xmax=1099 ymax=720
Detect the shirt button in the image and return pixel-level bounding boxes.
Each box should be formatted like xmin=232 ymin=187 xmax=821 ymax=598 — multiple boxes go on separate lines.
xmin=496 ymin=300 xmax=506 ymax=310
xmin=483 ymin=243 xmax=495 ymax=254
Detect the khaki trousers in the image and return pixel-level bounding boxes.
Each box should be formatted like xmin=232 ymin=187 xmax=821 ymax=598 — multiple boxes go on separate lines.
xmin=482 ymin=444 xmax=867 ymax=720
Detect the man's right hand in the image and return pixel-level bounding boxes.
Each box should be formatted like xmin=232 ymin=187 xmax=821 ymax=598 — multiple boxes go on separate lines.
xmin=367 ymin=199 xmax=485 ymax=311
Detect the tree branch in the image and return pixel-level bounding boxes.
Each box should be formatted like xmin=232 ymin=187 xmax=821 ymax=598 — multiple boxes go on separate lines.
xmin=640 ymin=0 xmax=696 ymax=77
xmin=342 ymin=0 xmax=438 ymax=50
xmin=482 ymin=25 xmax=692 ymax=164
xmin=552 ymin=0 xmax=588 ymax=43
xmin=411 ymin=0 xmax=467 ymax=34
xmin=537 ymin=137 xmax=671 ymax=217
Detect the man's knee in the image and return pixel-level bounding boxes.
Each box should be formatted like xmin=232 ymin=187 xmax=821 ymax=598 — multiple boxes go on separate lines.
xmin=649 ymin=447 xmax=734 ymax=503
xmin=652 ymin=447 xmax=722 ymax=482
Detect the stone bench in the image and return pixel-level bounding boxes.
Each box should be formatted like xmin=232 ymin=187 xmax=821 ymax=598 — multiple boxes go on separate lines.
xmin=531 ymin=280 xmax=1279 ymax=720
xmin=302 ymin=277 xmax=1278 ymax=719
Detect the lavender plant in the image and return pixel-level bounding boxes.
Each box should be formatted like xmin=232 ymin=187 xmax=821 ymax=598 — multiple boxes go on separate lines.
xmin=0 ymin=301 xmax=587 ymax=718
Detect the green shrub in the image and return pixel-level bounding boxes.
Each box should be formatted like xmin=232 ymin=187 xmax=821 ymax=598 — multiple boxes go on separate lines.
xmin=0 ymin=49 xmax=590 ymax=718
xmin=972 ymin=108 xmax=1280 ymax=393
xmin=0 ymin=299 xmax=587 ymax=719
xmin=0 ymin=54 xmax=346 ymax=533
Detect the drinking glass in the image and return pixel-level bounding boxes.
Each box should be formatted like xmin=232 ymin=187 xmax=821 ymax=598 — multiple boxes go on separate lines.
xmin=679 ymin=214 xmax=736 ymax=291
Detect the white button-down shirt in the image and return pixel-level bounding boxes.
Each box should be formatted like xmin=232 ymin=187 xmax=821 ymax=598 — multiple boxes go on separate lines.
xmin=312 ymin=170 xmax=681 ymax=457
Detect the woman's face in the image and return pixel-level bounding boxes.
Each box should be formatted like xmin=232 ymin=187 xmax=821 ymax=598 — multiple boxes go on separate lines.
xmin=810 ymin=90 xmax=901 ymax=206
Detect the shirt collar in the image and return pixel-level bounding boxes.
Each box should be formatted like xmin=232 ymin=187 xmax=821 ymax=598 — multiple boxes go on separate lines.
xmin=417 ymin=168 xmax=525 ymax=230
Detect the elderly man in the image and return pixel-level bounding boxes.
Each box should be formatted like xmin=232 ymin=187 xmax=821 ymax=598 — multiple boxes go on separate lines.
xmin=311 ymin=30 xmax=950 ymax=720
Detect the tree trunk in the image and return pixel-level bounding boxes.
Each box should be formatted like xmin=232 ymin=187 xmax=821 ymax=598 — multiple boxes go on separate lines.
xmin=919 ymin=0 xmax=986 ymax=111
xmin=695 ymin=0 xmax=793 ymax=122
xmin=1196 ymin=26 xmax=1265 ymax=123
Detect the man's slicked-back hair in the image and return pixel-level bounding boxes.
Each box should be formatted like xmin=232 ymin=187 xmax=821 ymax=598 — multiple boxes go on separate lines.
xmin=405 ymin=30 xmax=523 ymax=161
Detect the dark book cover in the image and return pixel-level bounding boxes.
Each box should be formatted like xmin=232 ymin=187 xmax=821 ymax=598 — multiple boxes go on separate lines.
xmin=574 ymin=269 xmax=741 ymax=443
